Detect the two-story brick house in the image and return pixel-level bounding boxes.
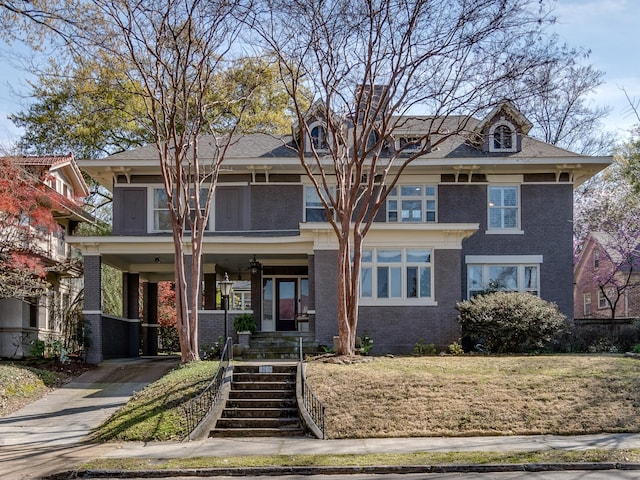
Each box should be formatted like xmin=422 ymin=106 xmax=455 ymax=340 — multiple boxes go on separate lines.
xmin=574 ymin=232 xmax=640 ymax=320
xmin=70 ymin=102 xmax=610 ymax=363
xmin=0 ymin=154 xmax=93 ymax=358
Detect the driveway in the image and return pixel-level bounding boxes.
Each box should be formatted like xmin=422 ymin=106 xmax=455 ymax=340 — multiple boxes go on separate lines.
xmin=0 ymin=356 xmax=179 ymax=479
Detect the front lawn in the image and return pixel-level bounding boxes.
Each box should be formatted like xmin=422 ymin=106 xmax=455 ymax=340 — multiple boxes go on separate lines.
xmin=305 ymin=355 xmax=640 ymax=439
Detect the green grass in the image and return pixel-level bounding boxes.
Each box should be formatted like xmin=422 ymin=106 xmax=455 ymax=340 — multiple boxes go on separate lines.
xmin=90 ymin=360 xmax=219 ymax=442
xmin=81 ymin=449 xmax=640 ymax=471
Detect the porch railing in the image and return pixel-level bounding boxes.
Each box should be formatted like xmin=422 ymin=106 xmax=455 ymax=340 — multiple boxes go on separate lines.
xmin=298 ymin=337 xmax=326 ymax=439
xmin=183 ymin=337 xmax=232 ymax=439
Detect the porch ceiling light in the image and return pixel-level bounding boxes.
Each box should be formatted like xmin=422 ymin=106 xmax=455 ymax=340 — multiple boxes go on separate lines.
xmin=250 ymin=255 xmax=262 ymax=274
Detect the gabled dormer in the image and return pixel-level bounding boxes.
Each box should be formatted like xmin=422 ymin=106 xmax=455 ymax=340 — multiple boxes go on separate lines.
xmin=474 ymin=101 xmax=533 ymax=154
xmin=292 ymin=100 xmax=333 ymax=153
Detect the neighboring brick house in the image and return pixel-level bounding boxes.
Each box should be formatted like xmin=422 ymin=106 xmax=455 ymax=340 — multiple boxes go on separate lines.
xmin=69 ymin=102 xmax=610 ymax=363
xmin=0 ymin=154 xmax=93 ymax=358
xmin=574 ymin=232 xmax=640 ymax=320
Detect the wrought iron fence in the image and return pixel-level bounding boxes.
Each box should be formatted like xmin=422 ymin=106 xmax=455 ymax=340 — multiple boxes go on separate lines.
xmin=183 ymin=337 xmax=231 ymax=438
xmin=299 ymin=337 xmax=326 ymax=439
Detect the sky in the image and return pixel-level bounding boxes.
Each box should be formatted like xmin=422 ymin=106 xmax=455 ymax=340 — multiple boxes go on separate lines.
xmin=0 ymin=0 xmax=637 ymax=147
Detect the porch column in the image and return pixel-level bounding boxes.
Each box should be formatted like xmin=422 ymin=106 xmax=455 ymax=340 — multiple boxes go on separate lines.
xmin=82 ymin=254 xmax=103 ymax=364
xmin=142 ymin=281 xmax=158 ymax=356
xmin=203 ymin=273 xmax=216 ymax=310
xmin=123 ymin=272 xmax=141 ymax=357
xmin=251 ymin=268 xmax=262 ymax=330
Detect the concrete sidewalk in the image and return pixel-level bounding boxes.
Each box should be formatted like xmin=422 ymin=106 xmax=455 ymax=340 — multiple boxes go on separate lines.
xmin=2 ymin=357 xmax=640 ymax=479
xmin=0 ymin=356 xmax=179 ymax=479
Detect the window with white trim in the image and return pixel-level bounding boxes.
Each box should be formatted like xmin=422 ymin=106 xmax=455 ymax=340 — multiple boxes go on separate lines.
xmin=307 ymin=122 xmax=329 ymax=151
xmin=467 ymin=263 xmax=538 ymax=298
xmin=489 ymin=121 xmax=517 ymax=153
xmin=360 ymin=248 xmax=432 ymax=302
xmin=153 ymin=188 xmax=171 ymax=231
xmin=152 ymin=187 xmax=210 ymax=232
xmin=304 ymin=186 xmax=334 ymax=222
xmin=396 ymin=136 xmax=425 ymax=153
xmin=583 ymin=292 xmax=592 ymax=316
xmin=387 ymin=185 xmax=437 ymax=223
xmin=598 ymin=288 xmax=614 ymax=309
xmin=488 ymin=185 xmax=519 ymax=230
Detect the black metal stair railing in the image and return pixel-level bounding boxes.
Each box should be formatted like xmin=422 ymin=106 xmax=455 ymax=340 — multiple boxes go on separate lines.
xmin=183 ymin=337 xmax=232 ymax=438
xmin=299 ymin=337 xmax=326 ymax=439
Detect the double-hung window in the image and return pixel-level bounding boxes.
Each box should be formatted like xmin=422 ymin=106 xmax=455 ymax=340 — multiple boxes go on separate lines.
xmin=360 ymin=248 xmax=433 ymax=303
xmin=488 ymin=185 xmax=519 ymax=230
xmin=387 ymin=185 xmax=437 ymax=223
xmin=304 ymin=186 xmax=334 ymax=222
xmin=153 ymin=188 xmax=171 ymax=231
xmin=152 ymin=187 xmax=210 ymax=232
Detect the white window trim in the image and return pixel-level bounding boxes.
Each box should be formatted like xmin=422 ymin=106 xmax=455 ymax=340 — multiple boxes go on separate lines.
xmin=488 ymin=120 xmax=517 ymax=153
xmin=386 ymin=184 xmax=437 ymax=223
xmin=306 ymin=121 xmax=330 ymax=153
xmin=303 ymin=184 xmax=335 ymax=222
xmin=465 ymin=255 xmax=543 ymax=299
xmin=583 ymin=292 xmax=592 ymax=316
xmin=148 ymin=185 xmax=213 ymax=233
xmin=359 ymin=247 xmax=437 ymax=307
xmin=486 ymin=184 xmax=522 ymax=234
xmin=395 ymin=136 xmax=427 ymax=153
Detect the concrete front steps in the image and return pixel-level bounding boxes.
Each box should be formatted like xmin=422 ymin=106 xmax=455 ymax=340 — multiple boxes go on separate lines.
xmin=210 ymin=363 xmax=305 ymax=437
xmin=242 ymin=332 xmax=320 ymax=360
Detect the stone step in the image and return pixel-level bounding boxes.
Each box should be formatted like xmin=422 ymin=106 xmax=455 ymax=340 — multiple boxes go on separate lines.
xmin=221 ymin=407 xmax=299 ymax=418
xmin=232 ymin=381 xmax=294 ymax=391
xmin=226 ymin=398 xmax=297 ymax=409
xmin=209 ymin=427 xmax=306 ymax=438
xmin=211 ymin=362 xmax=305 ymax=438
xmin=242 ymin=351 xmax=306 ymax=360
xmin=233 ymin=364 xmax=297 ymax=374
xmin=215 ymin=417 xmax=301 ymax=429
xmin=228 ymin=389 xmax=294 ymax=400
xmin=233 ymin=372 xmax=295 ymax=383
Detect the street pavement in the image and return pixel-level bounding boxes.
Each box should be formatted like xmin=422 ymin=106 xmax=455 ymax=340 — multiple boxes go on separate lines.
xmin=2 ymin=357 xmax=640 ymax=479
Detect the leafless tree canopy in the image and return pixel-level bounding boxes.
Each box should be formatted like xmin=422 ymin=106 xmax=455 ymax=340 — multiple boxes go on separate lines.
xmin=66 ymin=0 xmax=254 ymax=362
xmin=256 ymin=0 xmax=563 ymax=354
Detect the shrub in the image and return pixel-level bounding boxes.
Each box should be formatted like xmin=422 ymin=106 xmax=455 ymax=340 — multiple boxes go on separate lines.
xmin=413 ymin=338 xmax=436 ymax=355
xmin=448 ymin=341 xmax=464 ymax=355
xmin=457 ymin=291 xmax=567 ymax=354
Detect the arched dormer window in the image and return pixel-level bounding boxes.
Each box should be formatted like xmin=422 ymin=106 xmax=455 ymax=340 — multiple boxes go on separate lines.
xmin=307 ymin=122 xmax=329 ymax=152
xmin=489 ymin=121 xmax=517 ymax=153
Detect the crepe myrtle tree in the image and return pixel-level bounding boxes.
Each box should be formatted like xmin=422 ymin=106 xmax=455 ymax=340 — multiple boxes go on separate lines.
xmin=257 ymin=0 xmax=565 ymax=355
xmin=64 ymin=0 xmax=259 ymax=363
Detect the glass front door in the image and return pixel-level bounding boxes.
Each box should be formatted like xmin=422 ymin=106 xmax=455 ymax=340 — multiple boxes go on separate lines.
xmin=276 ymin=279 xmax=297 ymax=331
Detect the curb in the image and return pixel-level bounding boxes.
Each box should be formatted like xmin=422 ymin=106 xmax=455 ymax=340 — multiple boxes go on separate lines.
xmin=44 ymin=462 xmax=640 ymax=478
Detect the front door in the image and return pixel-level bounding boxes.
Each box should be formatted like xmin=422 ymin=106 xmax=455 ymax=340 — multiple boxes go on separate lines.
xmin=276 ymin=279 xmax=297 ymax=331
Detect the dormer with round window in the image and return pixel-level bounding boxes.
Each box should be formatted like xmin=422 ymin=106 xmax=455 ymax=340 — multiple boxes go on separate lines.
xmin=474 ymin=100 xmax=532 ymax=155
xmin=309 ymin=122 xmax=329 ymax=151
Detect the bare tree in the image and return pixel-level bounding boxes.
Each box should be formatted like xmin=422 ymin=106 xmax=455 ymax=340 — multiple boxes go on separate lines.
xmin=68 ymin=0 xmax=254 ymax=363
xmin=515 ymin=52 xmax=614 ymax=156
xmin=258 ymin=0 xmax=561 ymax=355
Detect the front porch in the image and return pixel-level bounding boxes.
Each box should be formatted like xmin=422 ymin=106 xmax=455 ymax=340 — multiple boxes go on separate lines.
xmin=74 ymin=242 xmax=319 ymax=363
